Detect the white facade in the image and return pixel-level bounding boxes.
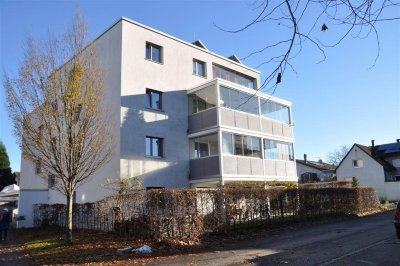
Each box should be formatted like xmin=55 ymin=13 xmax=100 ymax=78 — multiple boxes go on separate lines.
xmin=336 ymin=144 xmax=400 ymax=201
xmin=18 ymin=18 xmax=297 ymax=227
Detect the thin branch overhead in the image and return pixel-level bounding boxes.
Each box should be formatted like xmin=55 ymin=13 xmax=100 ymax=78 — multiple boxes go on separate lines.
xmin=215 ymin=0 xmax=400 ymax=94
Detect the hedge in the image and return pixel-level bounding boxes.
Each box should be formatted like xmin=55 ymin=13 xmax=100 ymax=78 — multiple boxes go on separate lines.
xmin=33 ymin=187 xmax=379 ymax=241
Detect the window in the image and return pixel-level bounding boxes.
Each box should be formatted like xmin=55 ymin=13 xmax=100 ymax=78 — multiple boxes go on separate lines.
xmin=193 ymin=59 xmax=206 ymax=77
xmin=35 ymin=160 xmax=42 ymax=174
xmin=213 ymin=64 xmax=256 ymax=89
xmin=190 ymin=133 xmax=218 ymax=158
xmin=220 ymin=86 xmax=259 ymax=115
xmin=353 ymin=159 xmax=363 ymax=168
xmin=260 ymin=99 xmax=290 ymax=124
xmin=146 ymin=136 xmax=163 ymax=157
xmin=396 ymin=176 xmax=400 ymax=182
xmin=188 ymin=85 xmax=217 ymax=114
xmin=146 ymin=89 xmax=162 ymax=110
xmin=263 ymin=139 xmax=294 ymax=161
xmin=222 ymin=132 xmax=261 ymax=158
xmin=145 ymin=42 xmax=162 ymax=63
xmin=48 ymin=174 xmax=56 ymax=188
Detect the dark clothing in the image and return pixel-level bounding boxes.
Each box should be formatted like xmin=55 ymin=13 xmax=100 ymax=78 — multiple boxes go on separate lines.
xmin=0 ymin=211 xmax=11 ymax=240
xmin=0 ymin=211 xmax=12 ymax=230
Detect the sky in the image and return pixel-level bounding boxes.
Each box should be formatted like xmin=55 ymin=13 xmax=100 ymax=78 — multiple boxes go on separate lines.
xmin=1 ymin=0 xmax=399 ymax=172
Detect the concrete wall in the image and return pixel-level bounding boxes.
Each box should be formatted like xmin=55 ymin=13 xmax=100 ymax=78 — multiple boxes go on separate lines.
xmin=119 ymin=19 xmax=259 ymax=188
xmin=337 ymin=145 xmax=386 ymax=199
xmin=17 ymin=190 xmax=48 ymax=228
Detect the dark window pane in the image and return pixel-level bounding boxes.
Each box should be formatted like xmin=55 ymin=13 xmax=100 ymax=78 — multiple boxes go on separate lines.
xmin=146 ymin=44 xmax=151 ymax=59
xmin=152 ymin=46 xmax=161 ymax=62
xmin=252 ymin=137 xmax=261 ymax=158
xmin=152 ymin=91 xmax=161 ymax=110
xmin=146 ymin=90 xmax=151 ymax=108
xmin=234 ymin=135 xmax=243 ymax=156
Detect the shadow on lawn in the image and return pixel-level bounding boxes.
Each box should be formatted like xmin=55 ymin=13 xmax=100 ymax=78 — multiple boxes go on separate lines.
xmin=16 ymin=214 xmax=365 ymax=265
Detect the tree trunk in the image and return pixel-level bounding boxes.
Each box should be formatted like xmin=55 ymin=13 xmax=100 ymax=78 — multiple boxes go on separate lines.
xmin=66 ymin=192 xmax=73 ymax=243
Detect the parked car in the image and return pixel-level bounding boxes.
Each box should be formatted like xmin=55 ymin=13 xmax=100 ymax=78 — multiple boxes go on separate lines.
xmin=395 ymin=201 xmax=400 ymax=239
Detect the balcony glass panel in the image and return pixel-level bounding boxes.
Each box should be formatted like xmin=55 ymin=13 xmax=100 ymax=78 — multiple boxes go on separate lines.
xmin=188 ymin=84 xmax=217 ymax=114
xmin=190 ymin=133 xmax=218 ymax=159
xmin=260 ymin=99 xmax=290 ymax=124
xmin=264 ymin=139 xmax=294 ymax=161
xmin=223 ymin=132 xmax=262 ymax=158
xmin=220 ymin=86 xmax=259 ymax=115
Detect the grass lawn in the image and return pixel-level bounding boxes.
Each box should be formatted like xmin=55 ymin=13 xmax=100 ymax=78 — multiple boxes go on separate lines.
xmin=17 ymin=228 xmax=198 ymax=265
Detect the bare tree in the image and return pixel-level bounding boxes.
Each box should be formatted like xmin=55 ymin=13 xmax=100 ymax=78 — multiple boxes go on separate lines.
xmin=3 ymin=11 xmax=114 ymax=242
xmin=327 ymin=145 xmax=350 ymax=165
xmin=216 ymin=0 xmax=400 ymax=93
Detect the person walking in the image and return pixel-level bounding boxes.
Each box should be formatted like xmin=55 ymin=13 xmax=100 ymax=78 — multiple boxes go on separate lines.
xmin=0 ymin=208 xmax=12 ymax=241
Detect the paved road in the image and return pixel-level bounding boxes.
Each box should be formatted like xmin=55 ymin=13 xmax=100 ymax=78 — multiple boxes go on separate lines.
xmin=149 ymin=211 xmax=400 ymax=266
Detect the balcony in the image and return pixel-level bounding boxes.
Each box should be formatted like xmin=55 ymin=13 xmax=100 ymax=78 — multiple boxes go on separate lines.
xmin=187 ymin=79 xmax=293 ymax=139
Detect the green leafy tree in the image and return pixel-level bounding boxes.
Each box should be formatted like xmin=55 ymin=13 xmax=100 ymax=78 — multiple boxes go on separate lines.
xmin=352 ymin=176 xmax=359 ymax=187
xmin=0 ymin=141 xmax=11 ymax=169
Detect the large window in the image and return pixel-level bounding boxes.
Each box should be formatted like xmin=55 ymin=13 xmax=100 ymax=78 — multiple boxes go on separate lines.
xmin=260 ymin=99 xmax=290 ymax=124
xmin=146 ymin=136 xmax=163 ymax=157
xmin=193 ymin=59 xmax=206 ymax=77
xmin=188 ymin=85 xmax=217 ymax=114
xmin=145 ymin=42 xmax=163 ymax=63
xmin=264 ymin=139 xmax=294 ymax=161
xmin=146 ymin=89 xmax=162 ymax=110
xmin=190 ymin=133 xmax=218 ymax=158
xmin=223 ymin=132 xmax=261 ymax=158
xmin=220 ymin=86 xmax=259 ymax=115
xmin=213 ymin=64 xmax=255 ymax=89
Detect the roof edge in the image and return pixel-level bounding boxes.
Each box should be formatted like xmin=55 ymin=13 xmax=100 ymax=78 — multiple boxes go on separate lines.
xmin=120 ymin=17 xmax=260 ymax=74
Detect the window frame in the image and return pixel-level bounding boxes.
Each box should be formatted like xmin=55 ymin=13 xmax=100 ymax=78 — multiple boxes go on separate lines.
xmin=193 ymin=59 xmax=206 ymax=78
xmin=146 ymin=136 xmax=164 ymax=158
xmin=146 ymin=89 xmax=163 ymax=111
xmin=48 ymin=174 xmax=56 ymax=189
xmin=145 ymin=42 xmax=163 ymax=63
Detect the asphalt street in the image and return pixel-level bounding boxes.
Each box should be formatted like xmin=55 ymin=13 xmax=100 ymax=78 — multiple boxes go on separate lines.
xmin=148 ymin=211 xmax=400 ymax=266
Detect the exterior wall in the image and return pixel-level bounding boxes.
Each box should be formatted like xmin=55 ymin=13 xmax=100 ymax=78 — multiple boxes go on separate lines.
xmin=119 ymin=19 xmax=259 ymax=188
xmin=18 ymin=21 xmax=123 ymax=226
xmin=17 ymin=190 xmax=48 ymax=228
xmin=336 ymin=146 xmax=386 ymax=199
xmin=296 ymin=163 xmax=323 ymax=179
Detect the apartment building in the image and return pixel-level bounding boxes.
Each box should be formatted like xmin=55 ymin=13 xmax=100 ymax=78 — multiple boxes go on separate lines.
xmin=18 ymin=17 xmax=297 ymax=227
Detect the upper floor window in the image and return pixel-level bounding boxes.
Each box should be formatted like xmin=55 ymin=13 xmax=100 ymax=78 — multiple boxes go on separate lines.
xmin=146 ymin=136 xmax=163 ymax=158
xmin=260 ymin=99 xmax=290 ymax=124
xmin=35 ymin=159 xmax=42 ymax=174
xmin=193 ymin=59 xmax=206 ymax=77
xmin=188 ymin=84 xmax=217 ymax=114
xmin=220 ymin=86 xmax=259 ymax=115
xmin=146 ymin=89 xmax=162 ymax=110
xmin=145 ymin=42 xmax=162 ymax=63
xmin=353 ymin=159 xmax=363 ymax=168
xmin=213 ymin=64 xmax=255 ymax=89
xmin=48 ymin=174 xmax=56 ymax=188
xmin=223 ymin=132 xmax=261 ymax=158
xmin=264 ymin=139 xmax=294 ymax=161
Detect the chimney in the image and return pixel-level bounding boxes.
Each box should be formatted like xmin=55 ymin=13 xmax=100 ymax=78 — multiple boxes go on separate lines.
xmin=397 ymin=139 xmax=400 ymax=143
xmin=371 ymin=140 xmax=375 ymax=148
xmin=304 ymin=154 xmax=307 ymax=163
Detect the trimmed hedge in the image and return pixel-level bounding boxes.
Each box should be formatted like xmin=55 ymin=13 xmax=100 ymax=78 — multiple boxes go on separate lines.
xmin=33 ymin=187 xmax=379 ymax=241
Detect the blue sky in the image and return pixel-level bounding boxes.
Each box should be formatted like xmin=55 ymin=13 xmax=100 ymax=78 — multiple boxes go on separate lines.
xmin=1 ymin=0 xmax=399 ymax=171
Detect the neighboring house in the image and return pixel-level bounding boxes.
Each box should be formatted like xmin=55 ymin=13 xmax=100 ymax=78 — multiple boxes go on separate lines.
xmin=296 ymin=154 xmax=336 ymax=182
xmin=18 ymin=17 xmax=297 ymax=227
xmin=336 ymin=140 xmax=400 ymax=201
